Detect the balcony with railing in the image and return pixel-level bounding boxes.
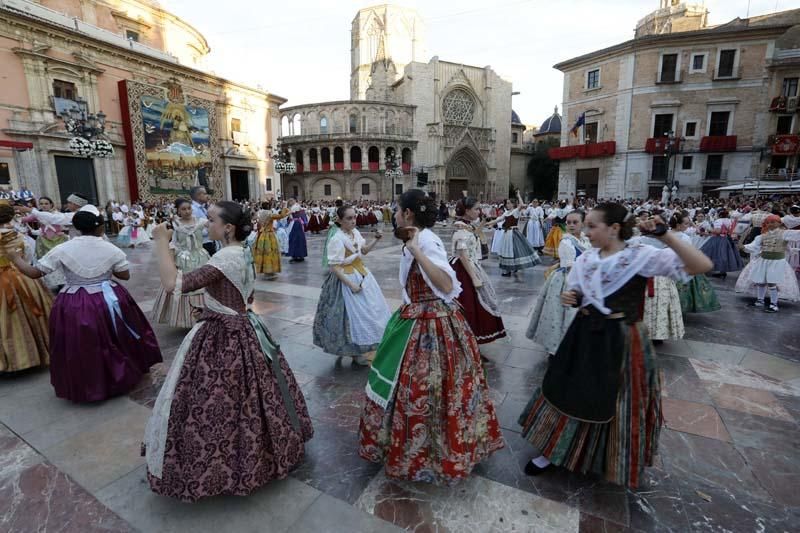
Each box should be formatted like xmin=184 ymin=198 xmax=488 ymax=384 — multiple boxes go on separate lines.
xmin=769 ymin=134 xmax=800 ymax=156
xmin=699 ymin=135 xmax=737 ymax=152
xmin=645 ymin=136 xmax=681 ymax=154
xmin=548 ymin=141 xmax=616 ymax=160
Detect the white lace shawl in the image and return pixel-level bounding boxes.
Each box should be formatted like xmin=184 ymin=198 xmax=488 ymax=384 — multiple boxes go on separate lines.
xmin=327 ymin=229 xmax=365 ymax=266
xmin=567 ymin=243 xmax=688 ymax=315
xmin=400 ymin=228 xmax=461 ymax=304
xmin=37 ymin=236 xmax=128 ymax=277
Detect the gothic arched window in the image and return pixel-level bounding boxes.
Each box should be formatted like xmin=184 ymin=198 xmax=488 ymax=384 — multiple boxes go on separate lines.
xmin=320 ymin=116 xmax=328 ymax=134
xmin=442 ymin=89 xmax=476 ymax=126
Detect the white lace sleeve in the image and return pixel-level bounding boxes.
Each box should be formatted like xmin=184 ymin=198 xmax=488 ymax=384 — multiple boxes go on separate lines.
xmin=782 ymin=230 xmax=800 ymax=242
xmin=416 ymin=229 xmax=461 ymax=303
xmin=558 ymin=239 xmax=576 ymax=268
xmin=327 ymin=234 xmax=346 ymax=265
xmin=35 ymin=246 xmax=61 ymax=274
xmin=637 ymin=247 xmax=689 ymax=282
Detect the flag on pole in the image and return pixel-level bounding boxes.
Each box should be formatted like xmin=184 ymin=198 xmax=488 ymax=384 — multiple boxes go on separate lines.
xmin=570 ymin=112 xmax=585 ymax=137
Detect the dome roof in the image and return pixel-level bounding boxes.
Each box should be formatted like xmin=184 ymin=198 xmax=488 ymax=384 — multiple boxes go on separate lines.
xmin=511 ymin=110 xmax=523 ymax=125
xmin=536 ymin=106 xmax=561 ymax=135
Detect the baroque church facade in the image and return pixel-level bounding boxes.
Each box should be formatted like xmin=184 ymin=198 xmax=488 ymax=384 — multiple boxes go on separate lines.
xmin=277 ymin=5 xmax=513 ymax=202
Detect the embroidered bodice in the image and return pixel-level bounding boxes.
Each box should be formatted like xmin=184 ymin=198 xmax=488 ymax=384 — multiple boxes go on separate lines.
xmin=452 ymin=222 xmax=481 ymax=263
xmin=180 ymin=246 xmax=253 ymax=315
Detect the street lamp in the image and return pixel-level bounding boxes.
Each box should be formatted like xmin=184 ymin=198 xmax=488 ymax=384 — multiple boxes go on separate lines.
xmin=384 ymin=148 xmax=403 ymax=201
xmin=268 ymin=143 xmax=295 ymax=199
xmin=59 ymin=98 xmax=113 ymax=158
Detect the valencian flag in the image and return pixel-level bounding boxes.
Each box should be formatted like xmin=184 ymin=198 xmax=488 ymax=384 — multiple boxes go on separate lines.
xmin=570 ymin=112 xmax=585 ymax=137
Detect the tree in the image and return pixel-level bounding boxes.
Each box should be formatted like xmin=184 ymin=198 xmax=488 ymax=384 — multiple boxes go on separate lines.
xmin=526 ymin=138 xmax=560 ymax=201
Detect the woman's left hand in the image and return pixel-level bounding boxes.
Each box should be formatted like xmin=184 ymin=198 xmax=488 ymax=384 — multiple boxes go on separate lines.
xmin=638 ymin=215 xmax=668 ymax=239
xmin=151 ymin=222 xmax=173 ymax=242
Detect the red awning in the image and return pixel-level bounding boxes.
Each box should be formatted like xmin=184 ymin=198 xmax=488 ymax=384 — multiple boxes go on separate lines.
xmin=549 ymin=141 xmax=616 ymax=160
xmin=0 ymin=140 xmax=34 ymax=150
xmin=699 ymin=136 xmax=737 ymax=152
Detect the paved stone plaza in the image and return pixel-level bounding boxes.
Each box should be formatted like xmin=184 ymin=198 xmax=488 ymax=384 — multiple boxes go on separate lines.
xmin=2 ymin=226 xmax=800 ymax=532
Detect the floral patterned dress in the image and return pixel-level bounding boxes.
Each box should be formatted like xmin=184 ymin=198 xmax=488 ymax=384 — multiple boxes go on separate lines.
xmin=144 ymin=246 xmax=313 ymax=501
xmin=359 ymin=229 xmax=504 ymax=483
xmin=253 ymin=208 xmax=289 ymax=274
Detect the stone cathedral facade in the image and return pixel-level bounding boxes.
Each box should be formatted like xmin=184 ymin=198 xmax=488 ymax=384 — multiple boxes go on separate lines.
xmin=278 ymin=5 xmax=514 ymax=202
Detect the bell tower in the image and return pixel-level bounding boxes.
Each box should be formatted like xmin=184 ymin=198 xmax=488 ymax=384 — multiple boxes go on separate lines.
xmin=350 ymin=5 xmax=426 ymax=101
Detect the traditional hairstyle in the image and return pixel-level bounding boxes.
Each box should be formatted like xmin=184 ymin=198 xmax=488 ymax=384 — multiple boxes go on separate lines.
xmin=334 ymin=205 xmax=353 ymax=227
xmin=669 ymin=211 xmax=690 ymax=229
xmin=72 ymin=210 xmax=104 ymax=233
xmin=398 ymin=189 xmax=437 ymax=228
xmin=214 ymin=200 xmax=252 ymax=241
xmin=566 ymin=209 xmax=585 ymax=222
xmin=0 ymin=204 xmax=14 ymax=224
xmin=174 ymin=198 xmax=191 ymax=210
xmin=593 ymin=202 xmax=635 ymax=240
xmin=455 ymin=197 xmax=478 ymax=217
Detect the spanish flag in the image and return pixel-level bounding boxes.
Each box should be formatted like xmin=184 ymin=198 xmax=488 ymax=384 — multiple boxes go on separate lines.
xmin=570 ymin=112 xmax=585 ymax=137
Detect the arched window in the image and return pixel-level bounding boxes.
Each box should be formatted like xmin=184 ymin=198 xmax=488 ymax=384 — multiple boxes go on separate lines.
xmin=320 ymin=116 xmax=328 ymax=134
xmin=333 ymin=147 xmax=344 ymax=171
xmin=281 ymin=116 xmax=290 ymax=137
xmin=292 ymin=114 xmax=302 ymax=135
xmin=321 ymin=147 xmax=331 ymax=171
xmin=349 ymin=114 xmax=358 ymax=133
xmin=309 ymin=148 xmax=319 ymax=172
xmin=295 ymin=149 xmax=304 ymax=172
xmin=350 ymin=146 xmax=362 ymax=170
xmin=368 ymin=146 xmax=379 ymax=171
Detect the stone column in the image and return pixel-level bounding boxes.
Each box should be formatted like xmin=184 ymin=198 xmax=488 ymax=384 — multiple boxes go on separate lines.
xmin=344 ymin=143 xmax=351 ymax=171
xmin=361 ymin=146 xmax=368 ymax=169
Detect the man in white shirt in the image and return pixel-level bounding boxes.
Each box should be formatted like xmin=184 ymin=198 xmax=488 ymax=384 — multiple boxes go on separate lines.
xmin=190 ymin=185 xmax=216 ymax=256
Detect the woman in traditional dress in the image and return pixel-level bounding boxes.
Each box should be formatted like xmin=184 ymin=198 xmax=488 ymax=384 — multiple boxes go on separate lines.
xmin=489 ymin=201 xmax=505 ymax=256
xmin=450 ymin=197 xmax=506 ymax=345
xmin=118 ymin=209 xmax=151 ymax=248
xmin=9 ymin=206 xmax=162 ymax=402
xmin=525 ymin=199 xmax=545 ymax=252
xmin=276 ymin=213 xmax=290 ymax=256
xmin=526 ymin=210 xmax=589 ymax=355
xmin=306 ymin=205 xmax=323 ymax=234
xmin=735 ymin=214 xmax=800 ymax=312
xmin=22 ymin=196 xmax=68 ymax=259
xmin=145 ymin=201 xmax=313 ymax=502
xmin=359 ymin=189 xmax=504 ymax=484
xmin=687 ymin=211 xmax=712 ymax=250
xmin=543 ymin=201 xmax=572 ymax=258
xmin=494 ymin=192 xmax=540 ymax=277
xmin=287 ymin=200 xmax=308 ymax=263
xmin=783 ymin=205 xmax=800 ymax=279
xmin=151 ymin=198 xmax=209 ymax=328
xmin=670 ymin=212 xmax=720 ymax=314
xmin=0 ymin=202 xmax=52 ymax=373
xmin=313 ymin=206 xmax=391 ymax=365
xmin=700 ymin=209 xmax=742 ymax=279
xmin=252 ymin=201 xmax=289 ymax=278
xmin=518 ymin=204 xmax=712 ymax=487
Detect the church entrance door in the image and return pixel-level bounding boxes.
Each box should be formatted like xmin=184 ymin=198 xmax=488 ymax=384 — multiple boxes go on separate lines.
xmin=448 ymin=179 xmax=468 ymax=200
xmin=445 ymin=147 xmax=487 ymax=201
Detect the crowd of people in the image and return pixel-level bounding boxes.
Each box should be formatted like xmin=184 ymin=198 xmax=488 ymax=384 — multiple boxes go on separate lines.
xmin=0 ymin=184 xmax=798 ymax=502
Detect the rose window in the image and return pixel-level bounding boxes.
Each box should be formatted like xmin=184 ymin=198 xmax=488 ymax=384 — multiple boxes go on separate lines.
xmin=442 ymin=89 xmax=475 ymax=126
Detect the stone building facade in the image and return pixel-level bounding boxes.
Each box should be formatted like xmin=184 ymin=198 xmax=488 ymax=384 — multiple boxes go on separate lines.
xmin=0 ymin=0 xmax=284 ymax=205
xmin=277 ymin=5 xmax=513 ymax=202
xmin=552 ymin=1 xmax=800 ymax=200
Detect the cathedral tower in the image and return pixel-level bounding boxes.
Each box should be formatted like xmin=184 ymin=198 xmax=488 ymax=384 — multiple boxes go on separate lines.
xmin=350 ymin=5 xmax=426 ymax=101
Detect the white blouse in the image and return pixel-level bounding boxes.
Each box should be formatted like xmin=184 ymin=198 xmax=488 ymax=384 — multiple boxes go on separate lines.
xmin=400 ymin=228 xmax=461 ymax=304
xmin=327 ymin=229 xmax=366 ymax=266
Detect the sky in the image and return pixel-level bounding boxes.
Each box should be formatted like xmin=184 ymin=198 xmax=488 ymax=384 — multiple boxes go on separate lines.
xmin=161 ymin=0 xmax=793 ymax=128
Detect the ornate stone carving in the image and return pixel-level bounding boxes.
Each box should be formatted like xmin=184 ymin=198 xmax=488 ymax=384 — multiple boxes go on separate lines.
xmin=442 ymin=88 xmax=475 ymax=126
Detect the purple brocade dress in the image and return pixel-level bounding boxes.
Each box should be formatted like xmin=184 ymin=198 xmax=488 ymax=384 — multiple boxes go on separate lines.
xmin=49 ymin=268 xmax=162 ymax=402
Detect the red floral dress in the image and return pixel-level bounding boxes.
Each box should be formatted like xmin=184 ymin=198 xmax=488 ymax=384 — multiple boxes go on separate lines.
xmin=358 ymin=263 xmax=504 ymax=483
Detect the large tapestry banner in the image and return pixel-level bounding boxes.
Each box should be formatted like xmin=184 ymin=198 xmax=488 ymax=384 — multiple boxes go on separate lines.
xmin=119 ymin=79 xmax=221 ymax=202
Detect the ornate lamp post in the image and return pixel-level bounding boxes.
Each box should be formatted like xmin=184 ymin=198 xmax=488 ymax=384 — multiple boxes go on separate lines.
xmin=60 ymin=98 xmax=113 ymax=158
xmin=384 ymin=148 xmax=403 ymax=201
xmin=268 ymin=143 xmax=295 ymax=199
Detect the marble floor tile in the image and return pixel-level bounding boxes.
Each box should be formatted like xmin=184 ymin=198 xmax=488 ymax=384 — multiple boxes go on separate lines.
xmin=684 ymin=340 xmax=749 ymax=366
xmin=303 ymin=376 xmax=366 ymax=433
xmin=704 ymin=381 xmax=795 ymax=422
xmin=577 ymin=513 xmax=632 ymax=533
xmin=0 ymin=366 xmax=51 ymax=399
xmin=653 ymin=339 xmax=694 ymax=358
xmin=43 ymin=404 xmax=151 ymax=492
xmin=290 ymin=492 xmax=404 ymax=532
xmin=690 ymin=358 xmax=800 ymax=397
xmin=737 ymin=445 xmax=800 ymax=507
xmin=504 ymin=347 xmax=549 ymax=371
xmin=716 ymin=407 xmax=800 ymax=454
xmin=739 ymin=350 xmax=800 ymax=382
xmin=356 ymin=471 xmax=580 ymax=533
xmin=97 ymin=465 xmax=321 ymax=533
xmin=658 ymin=429 xmax=770 ymax=501
xmin=661 ymin=398 xmax=732 ymax=442
xmin=626 ymin=465 xmax=689 ymax=533
xmin=658 ymin=354 xmax=712 ymax=405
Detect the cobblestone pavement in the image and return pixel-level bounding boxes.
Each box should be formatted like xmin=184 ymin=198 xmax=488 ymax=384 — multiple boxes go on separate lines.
xmin=2 ymin=225 xmax=799 ymax=532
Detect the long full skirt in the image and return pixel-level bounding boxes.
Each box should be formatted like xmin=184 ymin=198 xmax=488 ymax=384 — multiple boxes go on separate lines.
xmin=526 ymin=219 xmax=544 ymax=248
xmin=253 ymin=229 xmax=282 ymax=274
xmin=359 ymin=304 xmax=504 ymax=484
xmin=276 ymin=227 xmax=289 ymax=255
xmin=499 ymin=229 xmax=540 ymax=272
xmin=150 ymin=288 xmax=205 ymax=329
xmin=643 ymin=277 xmax=684 ymax=340
xmin=49 ymin=285 xmax=162 ymax=402
xmin=677 ymin=275 xmax=721 ymax=313
xmin=700 ymin=235 xmax=743 ymax=273
xmin=0 ymin=267 xmax=52 ymax=372
xmin=490 ymin=229 xmax=504 ymax=255
xmin=543 ymin=225 xmax=564 ymax=258
xmin=145 ymin=311 xmax=313 ymax=502
xmin=735 ymin=258 xmax=800 ymax=302
xmin=287 ymin=222 xmax=307 ymax=259
xmin=451 ymin=258 xmax=506 ymax=344
xmin=518 ymin=320 xmax=661 ymax=489
xmin=313 ymin=271 xmax=391 ymax=356
xmin=526 ymin=268 xmax=577 ymax=354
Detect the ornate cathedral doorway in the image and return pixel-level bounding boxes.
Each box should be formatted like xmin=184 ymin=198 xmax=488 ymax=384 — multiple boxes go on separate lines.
xmin=445 ymin=147 xmax=486 ymax=200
